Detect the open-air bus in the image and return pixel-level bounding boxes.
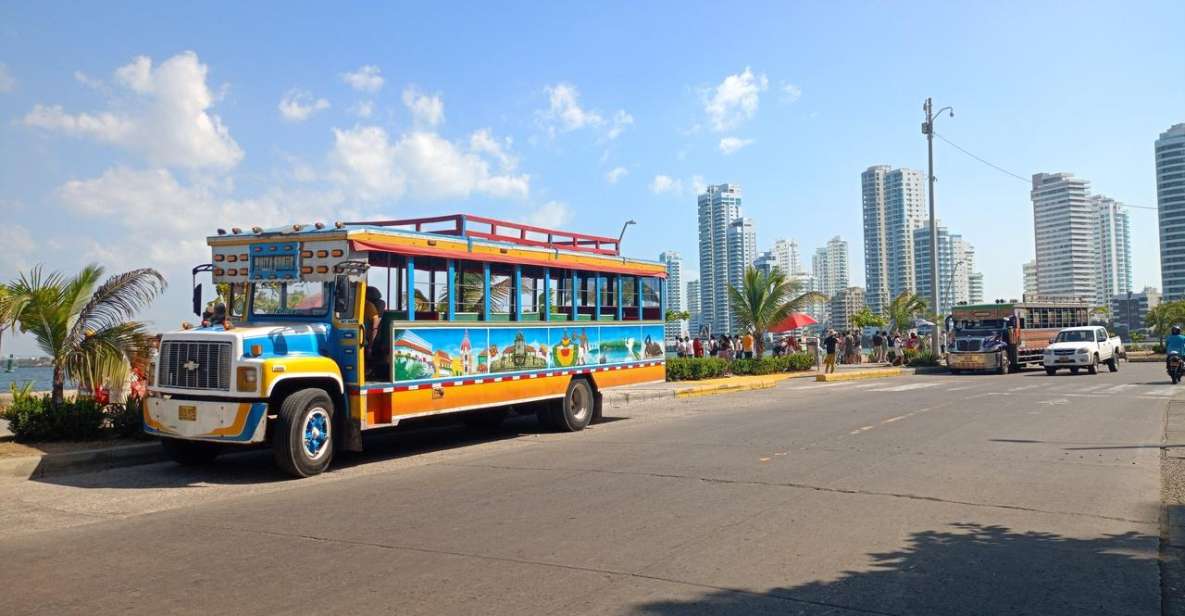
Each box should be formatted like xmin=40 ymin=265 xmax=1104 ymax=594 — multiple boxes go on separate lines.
xmin=946 ymin=298 xmax=1090 ymax=374
xmin=145 ymin=215 xmax=668 ymax=476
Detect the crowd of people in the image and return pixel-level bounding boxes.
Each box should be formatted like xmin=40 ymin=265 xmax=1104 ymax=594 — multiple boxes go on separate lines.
xmin=672 ymin=327 xmax=932 ymax=375
xmin=672 ymin=333 xmax=760 ymax=360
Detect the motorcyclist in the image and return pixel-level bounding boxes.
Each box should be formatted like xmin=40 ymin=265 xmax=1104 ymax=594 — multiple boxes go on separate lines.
xmin=1167 ymin=325 xmax=1185 ymax=376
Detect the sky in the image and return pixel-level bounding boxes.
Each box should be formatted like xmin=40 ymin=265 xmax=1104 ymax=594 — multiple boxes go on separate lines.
xmin=1 ymin=1 xmax=1182 ymax=356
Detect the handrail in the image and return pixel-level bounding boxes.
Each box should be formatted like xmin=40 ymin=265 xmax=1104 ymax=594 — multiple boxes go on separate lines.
xmin=341 ymin=214 xmax=621 ymax=256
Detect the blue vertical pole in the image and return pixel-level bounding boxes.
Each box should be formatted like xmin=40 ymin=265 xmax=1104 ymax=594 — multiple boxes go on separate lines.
xmin=482 ymin=262 xmax=491 ymax=319
xmin=594 ymin=274 xmax=601 ymax=321
xmin=571 ymin=270 xmax=579 ymax=321
xmin=636 ymin=276 xmax=643 ymax=320
xmin=407 ymin=256 xmax=416 ymax=321
xmin=659 ymin=277 xmax=666 ymax=323
xmin=616 ymin=275 xmax=623 ymax=321
xmin=446 ymin=259 xmax=455 ymax=320
xmin=543 ymin=267 xmax=551 ymax=322
xmin=513 ymin=265 xmax=522 ymax=321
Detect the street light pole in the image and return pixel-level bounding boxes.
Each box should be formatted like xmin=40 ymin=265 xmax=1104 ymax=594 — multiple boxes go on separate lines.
xmin=922 ymin=98 xmax=953 ymax=354
xmin=617 ymin=219 xmax=636 ymax=249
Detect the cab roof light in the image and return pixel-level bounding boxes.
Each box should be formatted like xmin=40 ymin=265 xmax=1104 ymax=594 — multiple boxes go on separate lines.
xmin=231 ymin=227 xmax=242 ymax=234
xmin=252 ymin=226 xmax=263 ymax=234
xmin=217 ymin=228 xmax=227 ymax=235
xmin=293 ymin=224 xmax=304 ymax=232
xmin=314 ymin=222 xmax=325 ymax=230
xmin=334 ymin=221 xmax=345 ymax=229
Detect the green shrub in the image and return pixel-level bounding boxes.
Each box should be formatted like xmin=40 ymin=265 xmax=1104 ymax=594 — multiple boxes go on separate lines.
xmin=666 ymin=357 xmax=727 ymax=381
xmin=106 ymin=398 xmax=146 ymax=439
xmin=1154 ymin=343 xmax=1167 ymax=354
xmin=2 ymin=396 xmax=105 ymax=442
xmin=907 ymin=350 xmax=941 ymax=367
xmin=785 ymin=352 xmax=815 ymax=371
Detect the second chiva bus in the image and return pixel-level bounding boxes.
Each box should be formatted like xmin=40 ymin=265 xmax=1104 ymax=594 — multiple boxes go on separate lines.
xmin=145 ymin=215 xmax=668 ymax=477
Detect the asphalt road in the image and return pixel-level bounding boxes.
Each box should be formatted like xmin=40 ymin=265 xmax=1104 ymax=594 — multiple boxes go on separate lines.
xmin=0 ymin=363 xmax=1173 ymax=615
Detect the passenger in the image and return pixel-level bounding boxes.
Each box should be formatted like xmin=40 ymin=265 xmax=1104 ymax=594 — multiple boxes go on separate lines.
xmin=364 ymin=286 xmax=383 ymax=345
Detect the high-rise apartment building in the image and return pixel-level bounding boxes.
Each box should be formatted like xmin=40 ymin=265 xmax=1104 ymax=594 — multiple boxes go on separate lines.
xmin=913 ymin=223 xmax=982 ymax=315
xmin=862 ymin=165 xmax=925 ymax=313
xmin=687 ymin=279 xmax=701 ymax=337
xmin=1023 ymin=259 xmax=1038 ymax=300
xmin=1157 ymin=124 xmax=1185 ymax=299
xmin=1110 ymin=287 xmax=1161 ymax=340
xmin=811 ymin=237 xmax=849 ymax=326
xmin=771 ymin=239 xmax=802 ymax=276
xmin=829 ymin=287 xmax=866 ymax=330
xmin=659 ymin=251 xmax=684 ymax=341
xmin=968 ymin=272 xmax=984 ymax=304
xmin=1031 ymin=172 xmax=1098 ymax=302
xmin=1094 ymin=196 xmax=1132 ymax=302
xmin=753 ymin=250 xmax=778 ymax=275
xmin=697 ymin=183 xmax=743 ymax=335
xmin=726 ymin=217 xmax=758 ymax=330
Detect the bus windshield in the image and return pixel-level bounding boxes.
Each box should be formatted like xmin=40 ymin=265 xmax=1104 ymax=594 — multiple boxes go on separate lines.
xmin=252 ymin=281 xmax=331 ymax=317
xmin=1054 ymin=330 xmax=1092 ymax=343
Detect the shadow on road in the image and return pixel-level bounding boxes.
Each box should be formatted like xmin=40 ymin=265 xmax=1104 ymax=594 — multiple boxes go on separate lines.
xmin=32 ymin=412 xmax=628 ymax=490
xmin=634 ymin=522 xmax=1158 ymax=616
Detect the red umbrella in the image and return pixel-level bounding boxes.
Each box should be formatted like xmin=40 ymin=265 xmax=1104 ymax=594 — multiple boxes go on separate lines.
xmin=770 ymin=312 xmax=817 ymax=333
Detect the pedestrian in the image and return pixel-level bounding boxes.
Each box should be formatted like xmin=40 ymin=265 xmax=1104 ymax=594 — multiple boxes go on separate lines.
xmin=692 ymin=337 xmax=704 ymax=358
xmin=872 ymin=331 xmax=884 ymax=363
xmin=843 ymin=330 xmax=855 ymax=364
xmin=886 ymin=331 xmax=898 ymax=365
xmin=742 ymin=331 xmax=755 ymax=359
xmin=824 ymin=330 xmax=839 ymax=373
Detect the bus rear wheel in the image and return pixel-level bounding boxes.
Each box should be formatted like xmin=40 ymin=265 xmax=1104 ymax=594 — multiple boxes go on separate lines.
xmin=272 ymin=388 xmax=335 ymax=478
xmin=548 ymin=378 xmax=594 ymax=432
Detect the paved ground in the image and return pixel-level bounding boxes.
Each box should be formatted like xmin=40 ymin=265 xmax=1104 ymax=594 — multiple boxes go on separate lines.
xmin=0 ymin=363 xmax=1173 ymax=615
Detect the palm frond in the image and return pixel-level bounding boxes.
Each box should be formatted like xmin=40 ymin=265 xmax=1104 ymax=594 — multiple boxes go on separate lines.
xmin=68 ymin=267 xmax=166 ymax=348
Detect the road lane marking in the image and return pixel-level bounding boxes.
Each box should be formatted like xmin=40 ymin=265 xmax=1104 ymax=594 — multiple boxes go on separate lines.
xmin=1075 ymin=384 xmax=1110 ymax=392
xmin=1008 ymin=384 xmax=1041 ymax=392
xmin=868 ymin=382 xmax=941 ymax=392
xmin=1145 ymin=387 xmax=1178 ymax=397
xmin=882 ymin=415 xmax=909 ymax=423
xmin=1102 ymin=384 xmax=1136 ymax=394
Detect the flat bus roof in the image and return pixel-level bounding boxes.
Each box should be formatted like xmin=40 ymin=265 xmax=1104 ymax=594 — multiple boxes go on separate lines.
xmin=207 ymin=214 xmax=666 ymax=278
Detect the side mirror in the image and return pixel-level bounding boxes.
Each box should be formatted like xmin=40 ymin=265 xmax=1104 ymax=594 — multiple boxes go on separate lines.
xmin=192 ymin=284 xmax=203 ymax=317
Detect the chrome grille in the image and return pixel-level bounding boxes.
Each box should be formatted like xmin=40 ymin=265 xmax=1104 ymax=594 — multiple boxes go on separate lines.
xmin=159 ymin=341 xmax=232 ymax=390
xmin=955 ymin=339 xmax=981 ymax=352
xmin=1053 ymin=349 xmax=1077 ymax=356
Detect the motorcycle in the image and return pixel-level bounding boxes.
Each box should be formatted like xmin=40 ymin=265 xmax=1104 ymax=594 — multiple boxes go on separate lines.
xmin=1169 ymin=352 xmax=1183 ymax=385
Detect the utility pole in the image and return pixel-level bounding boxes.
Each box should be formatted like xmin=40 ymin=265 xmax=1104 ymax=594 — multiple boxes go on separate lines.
xmin=922 ymin=98 xmax=953 ymax=354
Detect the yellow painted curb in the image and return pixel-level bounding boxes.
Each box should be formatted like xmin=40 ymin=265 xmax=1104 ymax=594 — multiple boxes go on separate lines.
xmin=815 ymin=368 xmax=902 ymax=382
xmin=674 ymin=374 xmax=795 ymax=398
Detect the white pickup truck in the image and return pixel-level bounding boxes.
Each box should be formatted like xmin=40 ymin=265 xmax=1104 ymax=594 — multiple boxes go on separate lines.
xmin=1042 ymin=326 xmax=1124 ymax=375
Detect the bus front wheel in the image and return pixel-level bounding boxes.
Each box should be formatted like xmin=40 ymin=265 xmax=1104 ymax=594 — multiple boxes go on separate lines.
xmin=272 ymin=388 xmax=335 ymax=478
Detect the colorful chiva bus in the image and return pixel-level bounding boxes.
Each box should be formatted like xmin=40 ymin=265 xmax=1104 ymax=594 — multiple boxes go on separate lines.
xmin=145 ymin=215 xmax=668 ymax=476
xmin=947 ymin=299 xmax=1089 ymax=373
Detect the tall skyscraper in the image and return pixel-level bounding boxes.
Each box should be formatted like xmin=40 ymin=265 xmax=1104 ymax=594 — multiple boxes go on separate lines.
xmin=659 ymin=251 xmax=684 ymax=341
xmin=1023 ymin=259 xmax=1038 ymax=300
xmin=968 ymin=272 xmax=984 ymax=304
xmin=697 ymin=183 xmax=743 ymax=334
xmin=771 ymin=239 xmax=801 ymax=276
xmin=829 ymin=287 xmax=866 ymax=330
xmin=862 ymin=165 xmax=925 ymax=313
xmin=1157 ymin=124 xmax=1185 ymax=299
xmin=687 ymin=279 xmax=701 ymax=336
xmin=914 ymin=222 xmax=982 ymax=315
xmin=753 ymin=250 xmax=778 ymax=275
xmin=1031 ymin=172 xmax=1098 ymax=302
xmin=812 ymin=236 xmax=849 ymax=326
xmin=1094 ymin=196 xmax=1132 ymax=302
xmin=726 ymin=217 xmax=758 ymax=331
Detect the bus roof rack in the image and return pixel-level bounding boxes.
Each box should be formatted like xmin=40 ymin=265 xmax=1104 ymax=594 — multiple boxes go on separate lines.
xmin=342 ymin=214 xmax=621 ymax=256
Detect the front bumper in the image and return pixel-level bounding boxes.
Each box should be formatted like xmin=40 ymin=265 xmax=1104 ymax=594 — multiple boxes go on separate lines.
xmin=948 ymin=351 xmax=1004 ymax=371
xmin=1043 ymin=354 xmax=1092 ymax=367
xmin=144 ymin=397 xmax=269 ymax=444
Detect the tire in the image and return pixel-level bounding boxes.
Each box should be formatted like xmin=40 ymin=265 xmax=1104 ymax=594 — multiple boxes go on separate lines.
xmin=1045 ymin=367 xmax=1057 ymax=376
xmin=272 ymin=388 xmax=335 ymax=478
xmin=1070 ymin=367 xmax=1079 ymax=375
xmin=161 ymin=437 xmax=220 ymax=466
xmin=1107 ymin=356 xmax=1118 ymax=372
xmin=461 ymin=409 xmax=508 ymax=429
xmin=550 ymin=378 xmax=595 ymax=432
xmin=1087 ymin=355 xmax=1098 ymax=375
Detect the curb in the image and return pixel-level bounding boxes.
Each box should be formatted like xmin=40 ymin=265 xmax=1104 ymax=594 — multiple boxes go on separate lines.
xmin=0 ymin=442 xmax=162 ymax=480
xmin=816 ymin=368 xmax=903 ymax=382
xmin=674 ymin=375 xmax=791 ymax=398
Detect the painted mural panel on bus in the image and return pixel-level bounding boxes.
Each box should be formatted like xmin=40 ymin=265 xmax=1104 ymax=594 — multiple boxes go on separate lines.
xmin=390 ymin=324 xmax=663 ymax=383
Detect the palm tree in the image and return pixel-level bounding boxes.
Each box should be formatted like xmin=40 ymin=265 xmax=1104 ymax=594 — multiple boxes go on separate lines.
xmin=850 ymin=307 xmax=887 ymax=330
xmin=727 ymin=267 xmax=827 ymax=358
xmin=5 ymin=265 xmax=166 ymax=405
xmin=887 ymin=291 xmax=928 ymax=333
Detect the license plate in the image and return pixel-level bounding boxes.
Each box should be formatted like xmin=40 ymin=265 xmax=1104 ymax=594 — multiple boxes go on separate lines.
xmin=1055 ymin=358 xmax=1072 ymax=364
xmin=178 ymin=405 xmax=197 ymax=421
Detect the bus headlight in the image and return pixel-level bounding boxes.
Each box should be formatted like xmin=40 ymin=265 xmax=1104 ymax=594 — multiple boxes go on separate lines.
xmin=236 ymin=366 xmax=259 ymax=392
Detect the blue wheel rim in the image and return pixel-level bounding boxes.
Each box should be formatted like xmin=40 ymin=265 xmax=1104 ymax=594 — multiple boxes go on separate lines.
xmin=303 ymin=409 xmax=330 ymax=459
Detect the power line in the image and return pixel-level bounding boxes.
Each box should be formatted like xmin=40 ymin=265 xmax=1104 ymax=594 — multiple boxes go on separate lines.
xmin=933 ymin=131 xmax=1158 ymax=211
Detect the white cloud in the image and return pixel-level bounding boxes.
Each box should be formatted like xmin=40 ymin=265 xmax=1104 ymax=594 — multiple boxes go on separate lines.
xmin=0 ymin=63 xmax=13 ymax=93
xmin=329 ymin=125 xmax=530 ymax=202
xmin=524 ymin=201 xmax=572 ymax=228
xmin=605 ymin=166 xmax=628 ymax=184
xmin=690 ymin=175 xmax=706 ymax=195
xmin=650 ymin=175 xmax=683 ymax=194
xmin=537 ymin=83 xmax=630 ymax=141
xmin=607 ymin=110 xmax=634 ymax=140
xmin=73 ymin=70 xmax=104 ymax=89
xmin=402 ymin=86 xmax=444 ymax=127
xmin=781 ymin=82 xmax=802 ymax=103
xmin=349 ymin=100 xmax=374 ymax=118
xmin=0 ymin=224 xmax=35 ymax=273
xmin=718 ymin=136 xmax=754 ymax=155
xmin=278 ymin=89 xmax=330 ymax=122
xmin=469 ymin=129 xmax=517 ymax=171
xmin=704 ymin=67 xmax=768 ymax=132
xmin=22 ymin=51 xmax=243 ymax=169
xmin=341 ymin=65 xmax=383 ymax=92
